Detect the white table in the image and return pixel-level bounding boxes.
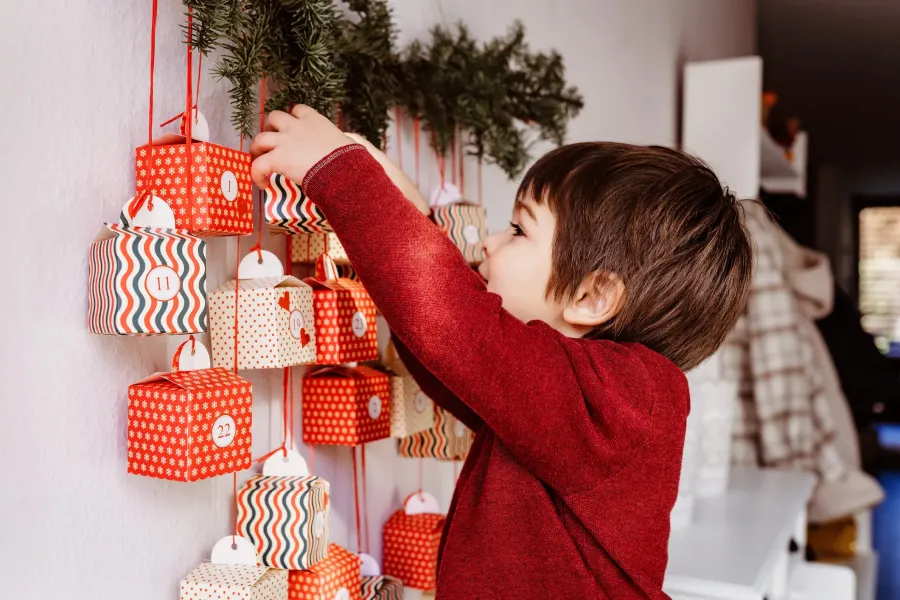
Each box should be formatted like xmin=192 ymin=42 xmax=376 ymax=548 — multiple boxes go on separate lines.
xmin=664 ymin=468 xmax=816 ymax=600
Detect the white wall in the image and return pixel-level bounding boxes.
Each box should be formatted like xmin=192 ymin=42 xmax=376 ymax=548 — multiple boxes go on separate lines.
xmin=0 ymin=1 xmax=755 ymax=598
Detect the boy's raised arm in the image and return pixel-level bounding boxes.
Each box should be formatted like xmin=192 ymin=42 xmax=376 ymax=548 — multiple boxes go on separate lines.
xmin=302 ymin=145 xmax=655 ymax=495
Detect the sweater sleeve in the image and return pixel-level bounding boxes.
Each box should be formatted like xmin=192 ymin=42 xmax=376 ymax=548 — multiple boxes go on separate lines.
xmin=303 ymin=145 xmax=650 ymax=493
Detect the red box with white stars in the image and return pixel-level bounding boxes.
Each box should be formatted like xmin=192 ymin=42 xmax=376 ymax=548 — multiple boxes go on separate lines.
xmin=135 ymin=135 xmax=253 ymax=237
xmin=127 ymin=367 xmax=252 ymax=482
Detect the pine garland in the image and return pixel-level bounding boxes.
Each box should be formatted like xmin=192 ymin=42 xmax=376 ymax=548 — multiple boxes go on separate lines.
xmin=181 ymin=3 xmax=582 ymax=178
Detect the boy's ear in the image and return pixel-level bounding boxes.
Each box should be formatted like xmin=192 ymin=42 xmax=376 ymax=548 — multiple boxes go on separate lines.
xmin=562 ymin=272 xmax=625 ymax=328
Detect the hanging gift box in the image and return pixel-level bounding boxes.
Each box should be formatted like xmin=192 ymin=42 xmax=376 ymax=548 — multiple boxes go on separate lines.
xmin=359 ymin=553 xmax=404 ymax=600
xmin=288 ymin=543 xmax=360 ymax=600
xmin=210 ymin=250 xmax=317 ymax=370
xmin=265 ymin=173 xmax=331 ymax=235
xmin=430 ymin=183 xmax=487 ymax=265
xmin=133 ymin=118 xmax=254 ymax=237
xmin=383 ymin=493 xmax=445 ymax=591
xmin=181 ymin=536 xmax=288 ymax=600
xmin=127 ymin=338 xmax=252 ymax=482
xmin=304 ymin=254 xmax=378 ymax=365
xmin=302 ymin=366 xmax=391 ymax=446
xmin=398 ymin=406 xmax=470 ymax=461
xmin=291 ymin=232 xmax=349 ymax=264
xmin=89 ymin=199 xmax=207 ymax=336
xmin=381 ymin=341 xmax=435 ymax=439
xmin=237 ymin=450 xmax=330 ymax=570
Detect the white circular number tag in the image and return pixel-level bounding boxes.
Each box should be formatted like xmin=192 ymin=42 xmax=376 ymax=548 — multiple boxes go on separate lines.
xmin=146 ymin=265 xmax=181 ymax=301
xmin=212 ymin=415 xmax=237 ymax=448
xmin=221 ymin=171 xmax=239 ymax=202
xmin=334 ymin=589 xmax=350 ymax=600
xmin=454 ymin=420 xmax=465 ymax=438
xmin=368 ymin=395 xmax=382 ymax=420
xmin=463 ymin=224 xmax=480 ymax=245
xmin=351 ymin=311 xmax=367 ymax=338
xmin=414 ymin=391 xmax=429 ymax=414
xmin=313 ymin=512 xmax=326 ymax=538
xmin=289 ymin=310 xmax=305 ymax=340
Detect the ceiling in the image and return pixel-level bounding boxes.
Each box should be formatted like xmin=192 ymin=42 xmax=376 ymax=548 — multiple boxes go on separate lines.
xmin=759 ymin=0 xmax=900 ymax=171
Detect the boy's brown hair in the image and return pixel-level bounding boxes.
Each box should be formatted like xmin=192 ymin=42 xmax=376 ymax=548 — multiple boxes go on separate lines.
xmin=519 ymin=142 xmax=752 ymax=371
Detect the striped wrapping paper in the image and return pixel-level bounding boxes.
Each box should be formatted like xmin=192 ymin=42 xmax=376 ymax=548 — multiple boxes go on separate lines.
xmin=431 ymin=203 xmax=487 ymax=265
xmin=361 ymin=575 xmax=404 ymax=600
xmin=88 ymin=224 xmax=207 ymax=335
xmin=398 ymin=406 xmax=471 ymax=461
xmin=237 ymin=474 xmax=331 ymax=570
xmin=265 ymin=173 xmax=332 ymax=235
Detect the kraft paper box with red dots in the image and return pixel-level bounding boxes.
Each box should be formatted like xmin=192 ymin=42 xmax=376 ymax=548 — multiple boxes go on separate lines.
xmin=180 ymin=562 xmax=288 ymax=600
xmin=237 ymin=473 xmax=331 ymax=570
xmin=136 ymin=132 xmax=253 ymax=237
xmin=288 ymin=543 xmax=360 ymax=600
xmin=210 ymin=276 xmax=317 ymax=370
xmin=303 ymin=255 xmax=378 ymax=365
xmin=302 ymin=366 xmax=392 ymax=446
xmin=381 ymin=343 xmax=436 ymax=439
xmin=383 ymin=510 xmax=445 ymax=591
xmin=291 ymin=232 xmax=349 ymax=265
xmin=127 ymin=368 xmax=252 ymax=482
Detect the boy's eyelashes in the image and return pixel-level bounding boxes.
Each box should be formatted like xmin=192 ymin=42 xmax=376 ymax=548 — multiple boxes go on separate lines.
xmin=509 ymin=222 xmax=525 ymax=237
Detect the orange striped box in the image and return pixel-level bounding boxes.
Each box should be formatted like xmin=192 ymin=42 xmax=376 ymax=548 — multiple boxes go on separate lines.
xmin=265 ymin=173 xmax=332 ymax=235
xmin=237 ymin=474 xmax=330 ymax=570
xmin=431 ymin=202 xmax=487 ymax=265
xmin=136 ymin=137 xmax=253 ymax=237
xmin=304 ymin=255 xmax=378 ymax=365
xmin=302 ymin=366 xmax=391 ymax=446
xmin=88 ymin=224 xmax=207 ymax=335
xmin=398 ymin=406 xmax=471 ymax=461
xmin=288 ymin=544 xmax=361 ymax=600
xmin=383 ymin=511 xmax=445 ymax=591
xmin=127 ymin=368 xmax=252 ymax=482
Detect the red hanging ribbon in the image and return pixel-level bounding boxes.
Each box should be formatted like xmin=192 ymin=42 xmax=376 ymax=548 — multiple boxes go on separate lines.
xmin=129 ymin=0 xmax=159 ymax=218
xmin=450 ymin=137 xmax=457 ymax=187
xmin=352 ymin=447 xmax=362 ymax=555
xmin=477 ymin=158 xmax=483 ymax=207
xmin=413 ymin=116 xmax=421 ymax=188
xmin=233 ymin=238 xmax=242 ymax=372
xmin=282 ymin=368 xmax=290 ymax=457
xmin=361 ymin=444 xmax=370 ymax=554
xmin=459 ymin=135 xmax=466 ymax=198
xmin=394 ymin=107 xmax=403 ymax=172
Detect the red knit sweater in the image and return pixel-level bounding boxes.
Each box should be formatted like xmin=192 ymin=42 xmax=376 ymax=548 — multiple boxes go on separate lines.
xmin=303 ymin=145 xmax=689 ymax=599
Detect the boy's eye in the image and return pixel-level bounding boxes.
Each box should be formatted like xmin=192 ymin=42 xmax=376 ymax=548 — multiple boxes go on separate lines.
xmin=509 ymin=222 xmax=525 ymax=237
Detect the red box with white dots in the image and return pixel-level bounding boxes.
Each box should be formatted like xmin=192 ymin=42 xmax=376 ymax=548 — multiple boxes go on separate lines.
xmin=135 ymin=135 xmax=253 ymax=237
xmin=126 ymin=367 xmax=252 ymax=482
xmin=301 ymin=366 xmax=391 ymax=446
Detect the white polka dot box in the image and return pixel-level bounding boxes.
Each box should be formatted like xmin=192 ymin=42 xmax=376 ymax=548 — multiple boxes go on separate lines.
xmin=398 ymin=406 xmax=472 ymax=462
xmin=135 ymin=134 xmax=254 ymax=237
xmin=288 ymin=543 xmax=360 ymax=600
xmin=180 ymin=561 xmax=287 ymax=600
xmin=237 ymin=473 xmax=330 ymax=570
xmin=301 ymin=366 xmax=392 ymax=446
xmin=88 ymin=223 xmax=207 ymax=336
xmin=127 ymin=365 xmax=252 ymax=482
xmin=291 ymin=232 xmax=349 ymax=264
xmin=382 ymin=506 xmax=445 ymax=590
xmin=305 ymin=254 xmax=379 ymax=365
xmin=431 ymin=202 xmax=487 ymax=265
xmin=209 ymin=275 xmax=317 ymax=370
xmin=361 ymin=574 xmax=404 ymax=600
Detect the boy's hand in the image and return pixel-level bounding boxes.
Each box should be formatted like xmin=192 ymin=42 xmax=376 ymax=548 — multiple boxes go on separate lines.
xmin=250 ymin=105 xmax=354 ymax=188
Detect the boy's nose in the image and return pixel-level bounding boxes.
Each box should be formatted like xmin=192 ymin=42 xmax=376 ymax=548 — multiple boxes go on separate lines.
xmin=482 ymin=231 xmax=502 ymax=257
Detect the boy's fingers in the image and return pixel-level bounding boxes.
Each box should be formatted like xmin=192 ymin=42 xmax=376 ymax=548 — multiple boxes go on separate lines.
xmin=250 ymin=153 xmax=274 ymax=189
xmin=265 ymin=110 xmax=294 ymax=132
xmin=250 ymin=132 xmax=280 ymax=159
xmin=290 ymin=104 xmax=313 ymax=119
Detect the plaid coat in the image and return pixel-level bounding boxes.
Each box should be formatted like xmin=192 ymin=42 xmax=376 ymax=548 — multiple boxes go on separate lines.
xmin=721 ymin=201 xmax=845 ymax=482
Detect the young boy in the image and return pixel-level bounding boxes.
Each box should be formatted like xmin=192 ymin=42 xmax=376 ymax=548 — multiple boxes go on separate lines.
xmin=251 ymin=106 xmax=752 ymax=599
